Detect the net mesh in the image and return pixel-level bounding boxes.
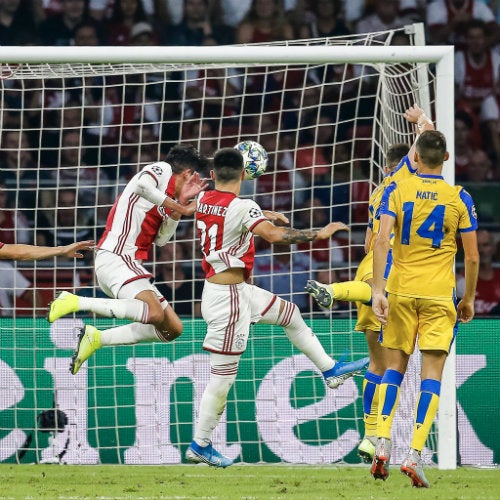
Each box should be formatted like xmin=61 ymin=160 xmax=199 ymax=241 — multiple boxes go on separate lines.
xmin=0 ymin=25 xmax=441 ymax=465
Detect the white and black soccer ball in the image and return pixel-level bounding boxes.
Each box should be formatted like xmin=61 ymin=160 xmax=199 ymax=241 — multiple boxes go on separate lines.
xmin=234 ymin=140 xmax=268 ymax=180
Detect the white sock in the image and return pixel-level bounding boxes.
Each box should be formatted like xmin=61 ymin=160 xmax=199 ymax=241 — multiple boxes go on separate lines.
xmin=193 ymin=355 xmax=239 ymax=447
xmin=99 ymin=323 xmax=162 ymax=346
xmin=78 ymin=297 xmax=148 ymax=323
xmin=277 ymin=300 xmax=334 ymax=373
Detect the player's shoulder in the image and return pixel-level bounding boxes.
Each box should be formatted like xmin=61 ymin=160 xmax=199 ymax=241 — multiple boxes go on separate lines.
xmin=390 ymin=155 xmax=416 ymax=181
xmin=141 ymin=161 xmax=171 ymax=178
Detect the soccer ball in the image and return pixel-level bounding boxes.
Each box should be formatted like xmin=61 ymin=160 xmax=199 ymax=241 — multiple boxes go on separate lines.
xmin=234 ymin=140 xmax=268 ymax=180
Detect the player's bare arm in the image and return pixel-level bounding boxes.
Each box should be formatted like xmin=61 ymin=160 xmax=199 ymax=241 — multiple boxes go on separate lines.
xmin=457 ymin=230 xmax=480 ymax=323
xmin=372 ymin=214 xmax=394 ymax=324
xmin=253 ymin=221 xmax=348 ymax=244
xmin=404 ymin=104 xmax=434 ymax=171
xmin=0 ymin=240 xmax=95 ymax=261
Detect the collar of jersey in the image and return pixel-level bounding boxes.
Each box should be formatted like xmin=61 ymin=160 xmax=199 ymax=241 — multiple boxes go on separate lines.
xmin=417 ymin=173 xmax=444 ymax=180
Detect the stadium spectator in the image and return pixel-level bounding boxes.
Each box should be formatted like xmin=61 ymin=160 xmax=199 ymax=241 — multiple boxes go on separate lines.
xmin=355 ymin=0 xmax=414 ymax=35
xmin=164 ymin=0 xmax=234 ymax=46
xmin=180 ymin=35 xmax=242 ymax=120
xmin=0 ymin=180 xmax=32 ymax=245
xmin=104 ymin=0 xmax=149 ymax=46
xmin=295 ymin=112 xmax=334 ymax=185
xmin=253 ymin=243 xmax=316 ymax=311
xmin=371 ymin=130 xmax=479 ymax=487
xmin=185 ymin=147 xmax=367 ymax=468
xmin=72 ymin=18 xmax=104 ymax=45
xmin=0 ymin=0 xmax=39 ymax=45
xmin=254 ymin=114 xmax=306 ymax=212
xmin=38 ymin=0 xmax=90 ymax=46
xmin=457 ymin=229 xmax=500 ymax=316
xmin=46 ymin=145 xmax=208 ymax=375
xmin=0 ymin=129 xmax=38 ymax=218
xmin=296 ymin=0 xmax=351 ymax=39
xmin=427 ymin=0 xmax=497 ymax=48
xmin=129 ymin=20 xmax=158 ymax=44
xmin=236 ymin=0 xmax=294 ymax=43
xmin=0 ymin=261 xmax=41 ymax=317
xmin=454 ymin=20 xmax=500 ymax=114
xmin=36 ymin=188 xmax=94 ymax=253
xmin=454 ymin=110 xmax=478 ymax=181
xmin=49 ymin=129 xmax=110 ymax=209
xmin=479 ymin=87 xmax=500 ymax=172
xmin=461 ymin=148 xmax=495 ymax=182
xmin=342 ymin=0 xmax=424 ymax=29
xmin=295 ymin=196 xmax=346 ymax=265
xmin=155 ymin=241 xmax=203 ymax=317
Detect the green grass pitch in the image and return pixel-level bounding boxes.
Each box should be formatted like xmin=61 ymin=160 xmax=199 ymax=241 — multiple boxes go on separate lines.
xmin=0 ymin=464 xmax=499 ymax=499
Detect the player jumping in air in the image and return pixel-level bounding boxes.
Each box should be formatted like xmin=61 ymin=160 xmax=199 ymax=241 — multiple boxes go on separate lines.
xmin=47 ymin=144 xmax=208 ymax=374
xmin=185 ymin=147 xmax=369 ymax=468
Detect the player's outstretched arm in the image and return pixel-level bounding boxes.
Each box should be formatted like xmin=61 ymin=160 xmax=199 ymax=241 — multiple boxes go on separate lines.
xmin=404 ymin=104 xmax=434 ymax=171
xmin=0 ymin=240 xmax=95 ymax=261
xmin=253 ymin=220 xmax=348 ymax=244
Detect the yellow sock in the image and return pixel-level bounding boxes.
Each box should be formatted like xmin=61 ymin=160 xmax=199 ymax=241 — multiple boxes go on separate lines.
xmin=411 ymin=379 xmax=441 ymax=452
xmin=330 ymin=281 xmax=372 ymax=303
xmin=377 ymin=369 xmax=404 ymax=439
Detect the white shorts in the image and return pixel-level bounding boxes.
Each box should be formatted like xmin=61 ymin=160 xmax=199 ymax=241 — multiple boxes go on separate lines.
xmin=201 ymin=281 xmax=277 ymax=355
xmin=95 ymin=249 xmax=164 ymax=302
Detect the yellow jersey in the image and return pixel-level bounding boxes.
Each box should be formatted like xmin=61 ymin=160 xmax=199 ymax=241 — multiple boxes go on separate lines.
xmin=380 ymin=174 xmax=478 ymax=299
xmin=367 ymin=155 xmax=416 ymax=251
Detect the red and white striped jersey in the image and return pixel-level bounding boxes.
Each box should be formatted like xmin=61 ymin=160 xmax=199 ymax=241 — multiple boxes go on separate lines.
xmin=196 ymin=190 xmax=267 ymax=280
xmin=98 ymin=161 xmax=175 ymax=261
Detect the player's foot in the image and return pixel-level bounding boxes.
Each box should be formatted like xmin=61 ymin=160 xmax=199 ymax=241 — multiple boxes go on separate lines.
xmin=371 ymin=437 xmax=391 ymax=481
xmin=322 ymin=356 xmax=370 ymax=389
xmin=70 ymin=325 xmax=101 ymax=375
xmin=305 ymin=280 xmax=335 ymax=308
xmin=47 ymin=291 xmax=80 ymax=323
xmin=358 ymin=437 xmax=376 ymax=464
xmin=185 ymin=441 xmax=233 ymax=468
xmin=400 ymin=449 xmax=430 ymax=488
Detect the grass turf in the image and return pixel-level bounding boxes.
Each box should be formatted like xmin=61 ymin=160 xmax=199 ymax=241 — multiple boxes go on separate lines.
xmin=0 ymin=464 xmax=499 ymax=499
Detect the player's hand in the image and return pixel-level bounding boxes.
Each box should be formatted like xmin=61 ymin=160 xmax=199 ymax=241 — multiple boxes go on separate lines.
xmin=316 ymin=222 xmax=349 ymax=240
xmin=404 ymin=104 xmax=425 ymax=124
xmin=263 ymin=210 xmax=289 ymax=225
xmin=457 ymin=298 xmax=475 ymax=323
xmin=61 ymin=240 xmax=95 ymax=258
xmin=179 ymin=172 xmax=209 ymax=205
xmin=372 ymin=291 xmax=389 ymax=325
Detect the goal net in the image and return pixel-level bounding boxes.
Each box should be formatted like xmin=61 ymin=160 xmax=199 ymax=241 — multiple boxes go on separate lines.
xmin=0 ymin=25 xmax=456 ymax=467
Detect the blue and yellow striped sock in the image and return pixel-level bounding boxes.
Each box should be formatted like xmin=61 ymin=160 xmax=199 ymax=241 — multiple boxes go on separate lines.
xmin=363 ymin=371 xmax=382 ymax=438
xmin=411 ymin=378 xmax=441 ymax=452
xmin=377 ymin=369 xmax=404 ymax=439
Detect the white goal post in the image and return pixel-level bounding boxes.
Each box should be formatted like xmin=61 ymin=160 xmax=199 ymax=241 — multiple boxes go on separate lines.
xmin=0 ymin=36 xmax=457 ymax=469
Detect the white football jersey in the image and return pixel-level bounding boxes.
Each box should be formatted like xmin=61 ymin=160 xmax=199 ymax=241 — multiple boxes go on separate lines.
xmin=98 ymin=161 xmax=175 ymax=261
xmin=196 ymin=190 xmax=268 ymax=280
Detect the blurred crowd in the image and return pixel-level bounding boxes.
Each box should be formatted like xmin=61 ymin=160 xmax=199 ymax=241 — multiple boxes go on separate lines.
xmin=1 ymin=0 xmax=500 ymax=317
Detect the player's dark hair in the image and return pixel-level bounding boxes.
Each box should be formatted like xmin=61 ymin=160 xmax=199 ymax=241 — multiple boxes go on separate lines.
xmin=212 ymin=148 xmax=244 ymax=182
xmin=386 ymin=143 xmax=409 ymax=170
xmin=166 ymin=144 xmax=206 ymax=174
xmin=416 ymin=130 xmax=447 ymax=168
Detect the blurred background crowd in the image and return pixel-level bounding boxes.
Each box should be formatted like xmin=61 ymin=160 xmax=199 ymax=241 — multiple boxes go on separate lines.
xmin=1 ymin=0 xmax=500 ymax=317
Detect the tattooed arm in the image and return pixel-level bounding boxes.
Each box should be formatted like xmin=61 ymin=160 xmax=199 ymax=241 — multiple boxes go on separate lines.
xmin=252 ymin=221 xmax=348 ymax=244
